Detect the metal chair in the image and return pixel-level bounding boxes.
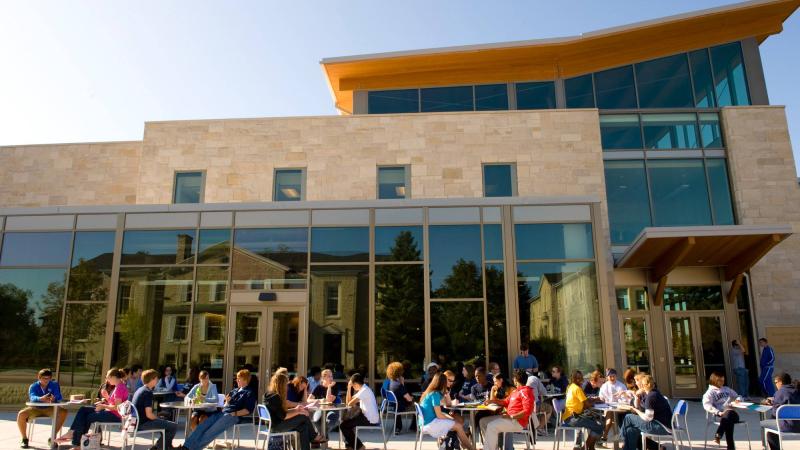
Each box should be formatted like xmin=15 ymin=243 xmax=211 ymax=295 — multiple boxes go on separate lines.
xmin=703 ymin=408 xmax=751 ymax=450
xmin=552 ymin=398 xmax=583 ymax=450
xmin=119 ymin=401 xmax=166 ymax=450
xmin=223 ymin=412 xmax=257 ymax=449
xmin=499 ymin=412 xmax=538 ymax=450
xmin=642 ymin=399 xmax=690 ymax=450
xmin=382 ymin=388 xmax=416 ymax=435
xmin=255 ymin=404 xmax=299 ymax=450
xmin=414 ymin=402 xmax=439 ymax=450
xmin=763 ymin=405 xmax=800 ymax=450
xmin=338 ymin=398 xmax=388 ymax=450
xmin=26 ymin=416 xmax=52 ymax=445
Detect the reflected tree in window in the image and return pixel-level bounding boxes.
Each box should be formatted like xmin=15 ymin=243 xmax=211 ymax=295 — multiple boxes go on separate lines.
xmin=430 ymin=302 xmax=485 ymax=369
xmin=61 ymin=304 xmax=106 ymax=387
xmin=68 ymin=259 xmax=110 ymax=302
xmin=432 ymin=259 xmax=482 ymax=299
xmin=0 ymin=284 xmax=38 ymax=370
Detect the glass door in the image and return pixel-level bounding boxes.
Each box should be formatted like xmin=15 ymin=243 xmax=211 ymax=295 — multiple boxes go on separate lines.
xmin=265 ymin=308 xmax=305 ymax=379
xmin=620 ymin=316 xmax=652 ymax=374
xmin=666 ymin=312 xmax=726 ymax=397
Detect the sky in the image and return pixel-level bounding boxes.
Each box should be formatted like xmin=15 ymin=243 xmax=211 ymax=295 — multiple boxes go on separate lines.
xmin=1 ymin=1 xmax=799 ymax=174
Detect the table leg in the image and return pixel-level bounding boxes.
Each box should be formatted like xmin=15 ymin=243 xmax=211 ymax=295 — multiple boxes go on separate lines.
xmin=760 ymin=412 xmax=767 ymax=450
xmin=321 ymin=410 xmax=328 ymax=450
xmin=184 ymin=409 xmax=190 ymax=439
xmin=470 ymin=411 xmax=477 ymax=447
xmin=612 ymin=411 xmax=620 ymax=450
xmin=50 ymin=406 xmax=58 ymax=449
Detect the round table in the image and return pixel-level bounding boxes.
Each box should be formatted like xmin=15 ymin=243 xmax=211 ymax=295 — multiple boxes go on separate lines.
xmin=308 ymin=404 xmax=350 ymax=449
xmin=592 ymin=403 xmax=631 ymax=450
xmin=445 ymin=403 xmax=487 ymax=447
xmin=158 ymin=401 xmax=220 ymax=437
xmin=26 ymin=401 xmax=72 ymax=448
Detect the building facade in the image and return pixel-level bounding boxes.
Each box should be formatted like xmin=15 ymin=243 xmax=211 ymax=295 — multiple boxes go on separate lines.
xmin=1 ymin=0 xmax=799 ymax=398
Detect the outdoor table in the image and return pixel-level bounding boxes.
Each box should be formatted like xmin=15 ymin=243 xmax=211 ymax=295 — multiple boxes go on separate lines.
xmin=592 ymin=403 xmax=630 ymax=450
xmin=26 ymin=400 xmax=71 ymax=448
xmin=308 ymin=403 xmax=350 ymax=449
xmin=159 ymin=400 xmax=220 ymax=437
xmin=730 ymin=401 xmax=772 ymax=450
xmin=445 ymin=402 xmax=493 ymax=447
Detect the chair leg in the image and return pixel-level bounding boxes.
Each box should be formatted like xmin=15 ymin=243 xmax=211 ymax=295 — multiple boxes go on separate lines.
xmin=744 ymin=422 xmax=752 ymax=450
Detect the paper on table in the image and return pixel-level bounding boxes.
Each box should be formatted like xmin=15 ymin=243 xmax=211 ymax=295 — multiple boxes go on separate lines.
xmin=478 ymin=404 xmax=501 ymax=411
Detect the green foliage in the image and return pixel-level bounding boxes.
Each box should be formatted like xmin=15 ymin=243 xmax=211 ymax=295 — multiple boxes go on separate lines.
xmin=529 ymin=336 xmax=566 ymax=370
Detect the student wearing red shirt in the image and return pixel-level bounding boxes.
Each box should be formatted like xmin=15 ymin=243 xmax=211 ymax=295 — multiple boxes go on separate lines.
xmin=479 ymin=370 xmax=536 ymax=450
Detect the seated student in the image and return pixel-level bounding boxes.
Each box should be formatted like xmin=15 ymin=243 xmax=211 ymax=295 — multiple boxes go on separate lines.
xmin=288 ymin=376 xmax=310 ymax=406
xmin=619 ymin=373 xmax=672 ymax=450
xmin=458 ymin=364 xmax=477 ymax=402
xmin=56 ymin=368 xmax=128 ymax=447
xmin=183 ymin=369 xmax=257 ymax=450
xmin=132 ymin=369 xmax=178 ymax=449
xmin=308 ymin=366 xmax=322 ymax=394
xmin=582 ymin=370 xmax=605 ymax=397
xmin=264 ymin=372 xmax=323 ymax=450
xmin=562 ymin=370 xmax=604 ymax=450
xmin=471 ymin=367 xmax=492 ymax=401
xmin=183 ymin=367 xmax=200 ymax=396
xmin=340 ymin=373 xmax=381 ymax=450
xmin=487 ymin=362 xmax=502 ymax=384
xmin=761 ymin=372 xmax=800 ymax=450
xmin=17 ymin=369 xmax=68 ymax=449
xmin=419 ymin=373 xmax=476 ymax=450
xmin=526 ymin=371 xmax=550 ymax=433
xmin=126 ymin=365 xmax=143 ymax=400
xmin=703 ymin=372 xmax=741 ymax=450
xmin=385 ymin=362 xmax=415 ymax=433
xmin=480 ymin=370 xmax=536 ymax=450
xmin=550 ymin=366 xmax=568 ymax=393
xmin=598 ymin=369 xmax=629 ymax=441
xmin=185 ymin=370 xmax=219 ymax=430
xmin=420 ymin=362 xmax=440 ymax=392
xmin=623 ymin=368 xmax=637 ymax=391
xmin=307 ymin=368 xmax=340 ymax=434
xmin=156 ymin=365 xmax=185 ymax=403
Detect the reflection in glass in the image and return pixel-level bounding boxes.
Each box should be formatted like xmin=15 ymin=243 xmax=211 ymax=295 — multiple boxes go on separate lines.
xmin=486 ymin=263 xmax=508 ymax=374
xmin=191 ymin=302 xmax=226 ymax=384
xmin=565 ymin=74 xmax=595 ymax=108
xmin=670 ymin=317 xmax=698 ymax=390
xmin=475 ymin=84 xmax=509 ymax=111
xmin=198 ymin=229 xmax=231 ymax=264
xmin=515 ymin=82 xmax=556 ymax=110
xmin=271 ymin=312 xmax=300 ymax=375
xmin=483 ymin=224 xmax=503 ymax=261
xmin=232 ymin=228 xmax=308 ymax=290
xmin=635 ymin=54 xmax=693 ymax=108
xmin=368 ymin=89 xmax=419 ymax=114
xmin=377 ymin=167 xmax=407 ymax=200
xmin=690 ymin=49 xmax=716 ymax=108
xmin=514 ymin=223 xmax=594 ymax=260
xmin=375 ymin=264 xmax=425 ymax=379
xmin=700 ymin=316 xmax=726 ymax=381
xmin=483 ymin=165 xmax=514 ymax=197
xmin=121 ymin=230 xmax=196 ymax=265
xmin=69 ymin=231 xmax=115 ymax=301
xmin=173 ymin=172 xmax=203 ymax=204
xmin=309 ymin=266 xmax=369 ymax=376
xmin=274 ymin=169 xmax=304 ymax=202
xmin=616 ymin=287 xmax=649 ymax=311
xmin=0 ymin=232 xmax=71 ymax=266
xmin=594 ymin=66 xmax=637 ymax=109
xmin=0 ymin=268 xmax=65 ymax=383
xmin=375 ymin=226 xmax=423 ymax=262
xmin=233 ymin=311 xmax=262 ymax=379
xmin=196 ymin=266 xmax=229 ymax=304
xmin=600 ymin=115 xmax=642 ymax=149
xmin=60 ymin=303 xmax=107 ymax=387
xmin=663 ymin=286 xmax=723 ymax=311
xmin=648 ymin=159 xmax=712 ymax=226
xmin=706 ymin=159 xmax=735 ymax=225
xmin=622 ymin=317 xmax=650 ymax=374
xmin=311 ymin=227 xmax=369 ymax=263
xmin=699 ymin=113 xmax=723 ymax=148
xmin=642 ymin=114 xmax=699 ymax=149
xmin=604 ymin=160 xmax=652 ymax=244
xmin=711 ymin=42 xmax=750 ymax=107
xmin=430 ymin=301 xmax=485 ymax=368
xmin=429 ymin=225 xmax=482 ymax=298
xmin=516 ymin=262 xmax=601 ymax=372
xmin=421 ymin=86 xmax=474 ymax=112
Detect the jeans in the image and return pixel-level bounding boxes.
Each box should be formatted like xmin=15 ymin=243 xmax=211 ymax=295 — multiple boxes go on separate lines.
xmin=713 ymin=410 xmax=740 ymax=450
xmin=620 ymin=414 xmax=670 ymax=450
xmin=760 ymin=367 xmax=776 ymax=397
xmin=138 ymin=418 xmax=177 ymax=449
xmin=69 ymin=407 xmax=119 ymax=445
xmin=564 ymin=414 xmax=604 ymax=447
xmin=313 ymin=409 xmax=340 ymax=434
xmin=273 ymin=414 xmax=317 ymax=450
xmin=184 ymin=412 xmax=240 ymax=450
xmin=734 ymin=368 xmax=749 ymax=396
xmin=340 ymin=413 xmax=378 ymax=449
xmin=480 ymin=415 xmax=524 ymax=450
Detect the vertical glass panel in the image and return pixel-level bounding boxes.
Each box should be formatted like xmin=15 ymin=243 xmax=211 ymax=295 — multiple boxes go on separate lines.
xmin=198 ymin=229 xmax=231 ymax=264
xmin=604 ymin=160 xmax=652 ymax=244
xmin=486 ymin=263 xmax=508 ymax=375
xmin=515 ymin=81 xmax=557 ymax=110
xmin=430 ymin=301 xmax=486 ymax=368
xmin=429 ymin=225 xmax=483 ymax=299
xmin=648 ymin=159 xmax=712 ymax=226
xmin=516 ymin=262 xmax=601 ymax=372
xmin=690 ymin=49 xmax=716 ymax=108
xmin=69 ymin=231 xmax=115 ymax=301
xmin=622 ymin=317 xmax=650 ymax=374
xmin=420 ymin=86 xmax=474 ymax=112
xmin=121 ymin=230 xmax=196 ymax=265
xmin=274 ymin=169 xmax=304 ymax=202
xmin=594 ymin=66 xmax=637 ymax=109
xmin=483 ymin=224 xmax=504 ymax=261
xmin=514 ymin=223 xmax=594 ymax=260
xmin=483 ymin=164 xmax=514 ymax=197
xmin=311 ymin=227 xmax=369 ymax=262
xmin=232 ymin=228 xmax=308 ymax=290
xmin=670 ymin=316 xmax=698 ymax=390
xmin=270 ymin=312 xmax=300 ymax=376
xmin=196 ymin=266 xmax=229 ymax=304
xmin=565 ymin=74 xmax=595 ymax=108
xmin=711 ymin=42 xmax=750 ymax=106
xmin=60 ymin=303 xmax=107 ymax=387
xmin=374 ymin=226 xmax=423 ymax=262
xmin=475 ymin=84 xmax=509 ymax=111
xmin=635 ymin=54 xmax=693 ymax=108
xmin=309 ymin=266 xmax=369 ymax=377
xmin=642 ymin=114 xmax=700 ymax=149
xmin=375 ymin=264 xmax=425 ymax=379
xmin=600 ymin=115 xmax=642 ymax=149
xmin=663 ymin=286 xmax=723 ymax=311
xmin=0 ymin=268 xmax=66 ymax=384
xmin=616 ymin=287 xmax=649 ymax=311
xmin=111 ymin=266 xmax=193 ymax=370
xmin=173 ymin=172 xmax=203 ymax=204
xmin=191 ymin=302 xmax=226 ymax=385
xmin=699 ymin=113 xmax=723 ymax=148
xmin=233 ymin=311 xmax=262 ymax=380
xmin=368 ymin=89 xmax=419 ymax=114
xmin=0 ymin=232 xmax=72 ymax=266
xmin=706 ymin=159 xmax=735 ymax=225
xmin=700 ymin=316 xmax=726 ymax=380
xmin=377 ymin=166 xmax=407 ymax=200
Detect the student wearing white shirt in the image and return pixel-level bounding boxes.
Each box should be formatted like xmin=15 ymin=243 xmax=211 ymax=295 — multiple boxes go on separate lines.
xmin=340 ymin=373 xmax=380 ymax=450
xmin=598 ymin=368 xmax=629 ymax=442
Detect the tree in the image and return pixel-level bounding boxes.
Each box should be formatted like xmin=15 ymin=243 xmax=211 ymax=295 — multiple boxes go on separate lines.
xmin=36 ymin=280 xmax=66 ymax=369
xmin=67 ymin=258 xmax=109 ymax=302
xmin=0 ymin=283 xmax=37 ymax=368
xmin=430 ymin=259 xmax=485 ymax=366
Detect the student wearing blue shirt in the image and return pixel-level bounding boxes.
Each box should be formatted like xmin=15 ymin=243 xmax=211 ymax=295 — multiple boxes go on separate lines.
xmin=512 ymin=344 xmax=539 ymax=374
xmin=759 ymin=338 xmax=777 ymax=397
xmin=16 ymin=369 xmax=68 ymax=449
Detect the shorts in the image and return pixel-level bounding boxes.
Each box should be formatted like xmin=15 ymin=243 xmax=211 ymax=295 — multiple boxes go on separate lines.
xmin=422 ymin=418 xmax=455 ymax=438
xmin=21 ymin=407 xmax=54 ymax=419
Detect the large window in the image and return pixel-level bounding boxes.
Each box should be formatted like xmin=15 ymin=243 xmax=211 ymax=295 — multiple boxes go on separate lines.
xmin=600 ymin=115 xmax=642 ymax=150
xmin=483 ymin=164 xmax=516 ymax=197
xmin=475 ymin=84 xmax=509 ymax=111
xmin=429 ymin=225 xmax=483 ymax=299
xmin=377 ymin=166 xmax=409 ymax=200
xmin=601 ymin=113 xmax=717 ymax=151
xmin=375 ymin=226 xmax=423 ymax=262
xmin=642 ymin=114 xmax=700 ymax=149
xmin=311 ymin=227 xmax=369 ymax=263
xmin=121 ymin=230 xmax=196 ymax=265
xmin=273 ymin=169 xmax=305 ymax=202
xmin=564 ymin=74 xmax=595 ymax=108
xmin=516 ymin=82 xmax=556 ymax=110
xmin=232 ymin=228 xmax=308 ymax=290
xmin=648 ymin=159 xmax=712 ymax=226
xmin=421 ymin=86 xmax=474 ymax=112
xmin=635 ymin=54 xmax=693 ymax=108
xmin=0 ymin=232 xmax=71 ymax=266
xmin=69 ymin=231 xmax=116 ymax=302
xmin=368 ymin=89 xmax=419 ymax=114
xmin=711 ymin=42 xmax=750 ymax=107
xmin=604 ymin=161 xmax=652 ymax=244
xmin=594 ymin=66 xmax=637 ymax=109
xmin=173 ymin=171 xmax=204 ymax=204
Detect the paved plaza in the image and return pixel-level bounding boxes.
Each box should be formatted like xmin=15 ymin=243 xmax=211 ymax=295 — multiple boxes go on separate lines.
xmin=0 ymin=401 xmax=795 ymax=450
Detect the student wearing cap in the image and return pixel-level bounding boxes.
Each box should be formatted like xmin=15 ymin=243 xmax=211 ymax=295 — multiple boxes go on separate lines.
xmin=598 ymin=369 xmax=629 ymax=442
xmin=420 ymin=362 xmax=440 ymax=392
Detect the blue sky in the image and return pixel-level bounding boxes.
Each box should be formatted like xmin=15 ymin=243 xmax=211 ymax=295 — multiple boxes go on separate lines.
xmin=1 ymin=1 xmax=798 ymax=173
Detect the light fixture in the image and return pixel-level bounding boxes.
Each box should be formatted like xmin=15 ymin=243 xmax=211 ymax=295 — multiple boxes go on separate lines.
xmin=395 ymin=186 xmax=406 ymax=197
xmin=281 ymin=188 xmax=300 ymax=198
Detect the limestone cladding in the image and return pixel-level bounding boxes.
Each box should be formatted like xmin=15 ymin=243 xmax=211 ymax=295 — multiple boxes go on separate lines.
xmin=722 ymin=106 xmax=800 ymax=375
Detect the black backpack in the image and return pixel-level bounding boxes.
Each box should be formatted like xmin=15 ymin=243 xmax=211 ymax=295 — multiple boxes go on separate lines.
xmin=440 ymin=430 xmax=460 ymax=450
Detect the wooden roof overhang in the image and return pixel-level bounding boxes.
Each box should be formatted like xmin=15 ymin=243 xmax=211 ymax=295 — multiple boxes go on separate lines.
xmin=320 ymin=0 xmax=800 ymax=114
xmin=615 ymin=225 xmax=792 ymax=306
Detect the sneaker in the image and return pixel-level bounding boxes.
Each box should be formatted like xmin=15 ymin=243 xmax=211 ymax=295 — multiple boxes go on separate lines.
xmin=20 ymin=438 xmax=29 ymax=449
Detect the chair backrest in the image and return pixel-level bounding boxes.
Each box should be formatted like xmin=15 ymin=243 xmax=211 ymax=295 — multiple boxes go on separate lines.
xmin=673 ymin=399 xmax=687 ymax=416
xmin=257 ymin=404 xmax=272 ymax=436
xmin=552 ymin=398 xmax=566 ymax=416
xmin=414 ymin=402 xmax=425 ymax=429
xmin=776 ymin=405 xmax=800 ymax=420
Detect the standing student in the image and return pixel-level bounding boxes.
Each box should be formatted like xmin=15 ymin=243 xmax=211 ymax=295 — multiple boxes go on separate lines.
xmin=759 ymin=338 xmax=777 ymax=397
xmin=340 ymin=373 xmax=381 ymax=450
xmin=513 ymin=344 xmax=539 ymax=374
xmin=702 ymin=372 xmax=741 ymax=450
xmin=16 ymin=369 xmax=68 ymax=449
xmin=132 ymin=369 xmax=178 ymax=449
xmin=761 ymin=372 xmax=800 ymax=450
xmin=731 ymin=340 xmax=749 ymax=397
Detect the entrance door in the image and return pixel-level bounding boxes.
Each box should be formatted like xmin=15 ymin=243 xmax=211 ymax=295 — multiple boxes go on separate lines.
xmin=227 ymin=305 xmax=306 ymax=397
xmin=619 ymin=315 xmax=652 ymax=374
xmin=666 ymin=312 xmax=727 ymax=397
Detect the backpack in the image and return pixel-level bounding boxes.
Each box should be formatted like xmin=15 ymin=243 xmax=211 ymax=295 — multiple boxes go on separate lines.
xmin=80 ymin=423 xmax=102 ymax=450
xmin=440 ymin=430 xmax=460 ymax=450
